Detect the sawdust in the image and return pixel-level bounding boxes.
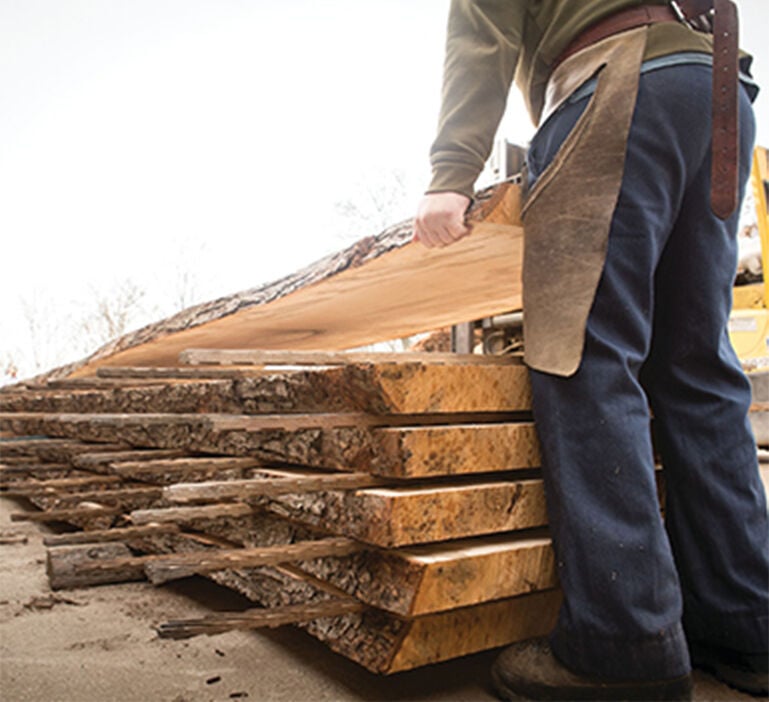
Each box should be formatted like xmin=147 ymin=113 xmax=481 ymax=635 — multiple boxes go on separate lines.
xmin=0 ymin=496 xmax=757 ymax=702
xmin=23 ymin=594 xmax=83 ymax=610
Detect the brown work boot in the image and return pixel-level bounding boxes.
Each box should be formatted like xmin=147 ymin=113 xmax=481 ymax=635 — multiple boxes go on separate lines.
xmin=490 ymin=639 xmax=693 ymax=701
xmin=689 ymin=640 xmax=769 ymax=697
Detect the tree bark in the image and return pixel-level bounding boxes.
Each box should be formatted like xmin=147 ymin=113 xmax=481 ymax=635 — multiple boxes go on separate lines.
xmin=47 ymin=542 xmax=146 ymax=589
xmin=1 ymin=362 xmax=532 ymax=416
xmin=0 ymin=412 xmax=541 ymax=478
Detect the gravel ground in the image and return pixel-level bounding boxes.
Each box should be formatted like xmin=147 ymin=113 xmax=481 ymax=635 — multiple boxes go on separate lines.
xmin=0 ymin=495 xmax=759 ymax=702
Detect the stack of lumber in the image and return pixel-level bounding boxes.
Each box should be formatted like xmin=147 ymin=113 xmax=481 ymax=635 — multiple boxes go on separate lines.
xmin=0 ymin=349 xmax=561 ymax=674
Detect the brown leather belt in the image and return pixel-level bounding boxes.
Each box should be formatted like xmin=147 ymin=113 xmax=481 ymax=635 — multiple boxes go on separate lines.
xmin=552 ymin=1 xmax=741 ymax=219
xmin=708 ymin=0 xmax=739 ymax=219
xmin=553 ymin=5 xmax=679 ymax=68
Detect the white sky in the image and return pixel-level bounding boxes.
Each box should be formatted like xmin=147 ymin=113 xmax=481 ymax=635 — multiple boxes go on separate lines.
xmin=1 ymin=1 xmax=768 ymax=381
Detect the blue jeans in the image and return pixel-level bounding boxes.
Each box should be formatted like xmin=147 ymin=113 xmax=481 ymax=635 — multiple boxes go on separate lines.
xmin=527 ymin=63 xmax=769 ymax=680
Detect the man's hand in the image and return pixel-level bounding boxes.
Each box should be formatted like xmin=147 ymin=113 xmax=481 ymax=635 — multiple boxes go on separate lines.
xmin=413 ymin=192 xmax=472 ymax=248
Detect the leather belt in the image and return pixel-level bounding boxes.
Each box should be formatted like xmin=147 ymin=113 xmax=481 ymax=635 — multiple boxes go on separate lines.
xmin=708 ymin=0 xmax=739 ymax=219
xmin=553 ymin=6 xmax=678 ymax=69
xmin=552 ymin=1 xmax=741 ymax=220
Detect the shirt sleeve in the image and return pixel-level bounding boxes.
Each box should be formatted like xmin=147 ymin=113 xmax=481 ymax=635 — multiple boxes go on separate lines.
xmin=427 ymin=0 xmax=527 ymax=198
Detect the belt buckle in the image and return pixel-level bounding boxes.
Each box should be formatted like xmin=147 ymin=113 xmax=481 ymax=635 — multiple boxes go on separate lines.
xmin=669 ymin=1 xmax=714 ymax=31
xmin=669 ymin=1 xmax=689 ymax=23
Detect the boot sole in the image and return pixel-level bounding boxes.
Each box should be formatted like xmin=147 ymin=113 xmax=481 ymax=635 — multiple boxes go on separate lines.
xmin=694 ymin=659 xmax=768 ymax=697
xmin=490 ymin=664 xmax=693 ymax=701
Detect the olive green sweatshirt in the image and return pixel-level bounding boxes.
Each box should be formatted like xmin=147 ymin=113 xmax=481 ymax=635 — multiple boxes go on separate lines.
xmin=428 ymin=0 xmax=715 ymax=197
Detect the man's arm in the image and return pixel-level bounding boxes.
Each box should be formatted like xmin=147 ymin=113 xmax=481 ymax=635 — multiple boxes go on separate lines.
xmin=414 ymin=0 xmax=526 ymax=247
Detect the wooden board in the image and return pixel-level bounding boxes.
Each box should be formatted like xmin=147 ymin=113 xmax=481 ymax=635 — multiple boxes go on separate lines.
xmin=55 ymin=519 xmax=559 ymax=672
xmin=201 ymin=560 xmax=560 ymax=674
xmin=367 ymin=423 xmax=540 ymax=477
xmin=208 ymin=419 xmax=540 ymax=477
xmin=135 ymin=519 xmax=561 ymax=673
xmin=0 ymin=462 xmax=76 ymax=481
xmin=298 ymin=531 xmax=557 ymax=616
xmin=60 ymin=183 xmax=522 ymax=377
xmin=346 ymin=361 xmax=531 ymax=414
xmin=47 ymin=542 xmax=146 ymax=589
xmin=0 ymin=413 xmax=540 ymax=478
xmin=268 ymin=477 xmax=548 ymax=547
xmin=178 ymin=349 xmax=518 ymax=367
xmin=74 ymin=449 xmax=188 ymax=473
xmin=0 ymin=362 xmax=532 ymax=416
xmin=385 ymin=590 xmax=560 ymax=673
xmin=123 ymin=497 xmax=556 ymax=615
xmin=108 ymin=456 xmax=261 ymax=484
xmin=0 ymin=438 xmax=126 ymax=463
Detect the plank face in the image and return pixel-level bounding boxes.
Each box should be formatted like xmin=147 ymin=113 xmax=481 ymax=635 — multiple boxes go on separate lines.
xmin=411 ymin=535 xmax=557 ymax=614
xmin=381 ymin=480 xmax=547 ymax=546
xmin=270 ymin=479 xmax=548 ymax=547
xmin=67 ymin=184 xmax=523 ymax=375
xmin=362 ymin=362 xmax=532 ymax=414
xmin=298 ymin=533 xmax=557 ymax=616
xmin=387 ymin=590 xmax=561 ymax=673
xmin=370 ymin=422 xmax=541 ymax=477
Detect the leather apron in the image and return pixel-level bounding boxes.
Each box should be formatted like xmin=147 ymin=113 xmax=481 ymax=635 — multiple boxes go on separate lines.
xmin=521 ymin=27 xmax=648 ymax=377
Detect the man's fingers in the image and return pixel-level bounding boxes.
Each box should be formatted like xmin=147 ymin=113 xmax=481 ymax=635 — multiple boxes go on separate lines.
xmin=436 ymin=223 xmax=465 ymax=246
xmin=425 ymin=218 xmax=470 ymax=248
xmin=413 ymin=219 xmax=439 ymax=248
xmin=414 ymin=221 xmax=466 ymax=248
xmin=413 ymin=218 xmax=459 ymax=248
xmin=413 ymin=191 xmax=472 ymax=249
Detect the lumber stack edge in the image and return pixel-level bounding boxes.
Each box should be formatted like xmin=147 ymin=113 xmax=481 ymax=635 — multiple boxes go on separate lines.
xmin=0 ymin=348 xmax=564 ymax=674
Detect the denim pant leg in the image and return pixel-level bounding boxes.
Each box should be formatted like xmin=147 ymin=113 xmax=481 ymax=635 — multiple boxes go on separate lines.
xmin=640 ymin=92 xmax=769 ymax=653
xmin=526 ymin=64 xmax=766 ymax=681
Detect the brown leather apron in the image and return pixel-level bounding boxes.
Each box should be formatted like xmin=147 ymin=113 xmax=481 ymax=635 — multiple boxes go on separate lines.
xmin=521 ymin=27 xmax=648 ymax=377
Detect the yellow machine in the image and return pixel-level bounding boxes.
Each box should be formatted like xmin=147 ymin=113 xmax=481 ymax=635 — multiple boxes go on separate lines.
xmin=729 ymin=146 xmax=769 ymax=368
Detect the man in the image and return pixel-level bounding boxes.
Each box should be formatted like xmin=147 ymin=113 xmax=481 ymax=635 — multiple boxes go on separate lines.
xmin=414 ymin=1 xmax=769 ymax=700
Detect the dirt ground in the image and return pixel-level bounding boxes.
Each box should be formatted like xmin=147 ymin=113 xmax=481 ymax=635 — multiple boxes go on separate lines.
xmin=0 ymin=495 xmax=758 ymax=702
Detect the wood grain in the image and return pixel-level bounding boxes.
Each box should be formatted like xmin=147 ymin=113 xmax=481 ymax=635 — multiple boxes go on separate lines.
xmin=58 ymin=183 xmax=522 ymax=377
xmin=269 ymin=477 xmax=548 ymax=547
xmin=297 ymin=532 xmax=557 ymax=616
xmin=0 ymin=412 xmax=540 ymax=477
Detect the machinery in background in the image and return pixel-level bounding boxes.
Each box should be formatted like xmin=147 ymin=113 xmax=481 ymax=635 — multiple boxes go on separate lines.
xmin=729 ymin=146 xmax=769 ymax=368
xmin=728 ymin=147 xmax=769 ymax=446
